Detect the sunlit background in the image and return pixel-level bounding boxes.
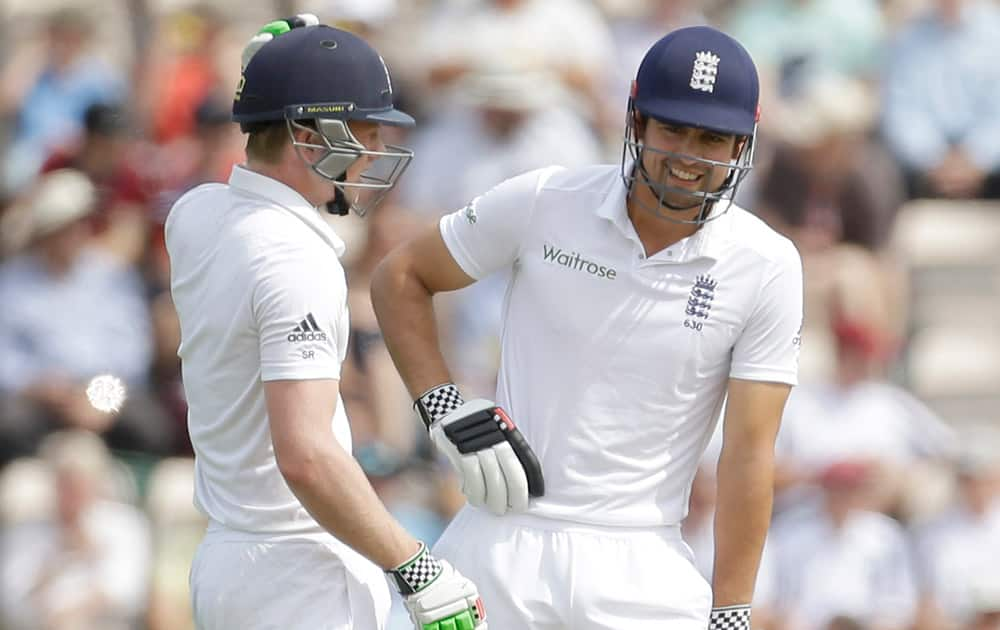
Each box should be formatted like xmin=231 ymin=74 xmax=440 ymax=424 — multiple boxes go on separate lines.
xmin=0 ymin=1 xmax=999 ymax=629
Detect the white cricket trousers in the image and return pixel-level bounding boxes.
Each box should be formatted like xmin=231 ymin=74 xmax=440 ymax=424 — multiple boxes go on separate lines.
xmin=190 ymin=524 xmax=391 ymax=629
xmin=433 ymin=507 xmax=712 ymax=630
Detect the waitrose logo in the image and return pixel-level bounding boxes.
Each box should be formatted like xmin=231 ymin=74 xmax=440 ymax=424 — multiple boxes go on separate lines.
xmin=542 ymin=244 xmax=618 ymax=280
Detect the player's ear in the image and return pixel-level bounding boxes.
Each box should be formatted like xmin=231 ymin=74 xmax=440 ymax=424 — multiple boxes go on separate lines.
xmin=634 ymin=112 xmax=647 ymax=139
xmin=291 ymin=124 xmax=317 ymax=144
xmin=732 ymin=136 xmax=747 ymax=158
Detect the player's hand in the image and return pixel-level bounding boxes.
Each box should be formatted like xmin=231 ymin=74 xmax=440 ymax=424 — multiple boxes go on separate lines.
xmin=387 ymin=542 xmax=487 ymax=630
xmin=241 ymin=13 xmax=319 ymax=71
xmin=430 ymin=398 xmax=544 ymax=515
xmin=709 ymin=605 xmax=751 ymax=629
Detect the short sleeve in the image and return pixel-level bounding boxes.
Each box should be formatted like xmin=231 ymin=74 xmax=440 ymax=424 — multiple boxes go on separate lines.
xmin=439 ymin=166 xmax=563 ymax=279
xmin=730 ymin=243 xmax=804 ymax=385
xmin=251 ymin=242 xmax=348 ymax=382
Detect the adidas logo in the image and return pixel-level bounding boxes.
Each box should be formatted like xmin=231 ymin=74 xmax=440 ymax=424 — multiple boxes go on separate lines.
xmin=287 ymin=313 xmax=328 ymax=342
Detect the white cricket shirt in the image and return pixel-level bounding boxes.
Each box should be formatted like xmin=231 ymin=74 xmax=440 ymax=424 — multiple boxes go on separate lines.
xmin=440 ymin=164 xmax=803 ymax=526
xmin=166 ymin=166 xmax=351 ymax=535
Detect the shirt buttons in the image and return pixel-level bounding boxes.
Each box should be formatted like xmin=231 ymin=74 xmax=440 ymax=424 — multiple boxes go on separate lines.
xmin=638 ymin=253 xmax=645 ymax=260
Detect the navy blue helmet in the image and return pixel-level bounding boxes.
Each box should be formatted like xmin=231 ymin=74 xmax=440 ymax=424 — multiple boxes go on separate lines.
xmin=233 ymin=24 xmax=414 ymax=216
xmin=623 ymin=26 xmax=759 ymax=222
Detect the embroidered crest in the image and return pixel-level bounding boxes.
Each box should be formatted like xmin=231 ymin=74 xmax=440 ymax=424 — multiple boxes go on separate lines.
xmin=690 ymin=51 xmax=720 ymax=93
xmin=685 ymin=274 xmax=717 ymax=320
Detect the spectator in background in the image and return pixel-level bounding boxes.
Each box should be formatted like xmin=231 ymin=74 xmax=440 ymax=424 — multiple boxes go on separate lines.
xmin=726 ymin=0 xmax=886 ymax=80
xmin=755 ymin=461 xmax=920 ymax=630
xmin=40 ymin=102 xmax=153 ymax=265
xmin=143 ymin=4 xmax=228 ymax=145
xmin=882 ymin=0 xmax=1000 ymax=199
xmin=774 ymin=309 xmax=956 ymax=516
xmin=154 ymin=97 xmax=242 ymax=201
xmin=144 ymin=458 xmax=203 ymax=630
xmin=415 ymin=0 xmax=615 ymax=127
xmin=399 ymin=66 xmax=603 ymax=214
xmin=756 ymin=74 xmax=903 ymax=253
xmin=0 ymin=170 xmax=174 ymax=463
xmin=914 ymin=435 xmax=1000 ymax=629
xmin=725 ymin=0 xmax=885 ymax=131
xmin=0 ymin=7 xmax=123 ymax=192
xmin=0 ymin=430 xmax=151 ymax=630
xmin=326 ymin=0 xmax=398 ymax=38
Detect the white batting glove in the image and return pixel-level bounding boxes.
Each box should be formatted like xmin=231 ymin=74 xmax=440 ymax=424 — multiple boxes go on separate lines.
xmin=240 ymin=13 xmax=320 ymax=71
xmin=387 ymin=542 xmax=487 ymax=630
xmin=710 ymin=604 xmax=751 ymax=629
xmin=416 ymin=384 xmax=544 ymax=516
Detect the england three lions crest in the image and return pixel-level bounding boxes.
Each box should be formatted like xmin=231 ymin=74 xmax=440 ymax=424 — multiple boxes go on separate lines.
xmin=690 ymin=51 xmax=720 ymax=93
xmin=685 ymin=274 xmax=717 ymax=321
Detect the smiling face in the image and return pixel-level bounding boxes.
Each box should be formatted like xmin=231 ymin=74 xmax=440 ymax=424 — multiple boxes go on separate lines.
xmin=637 ymin=117 xmax=742 ymax=210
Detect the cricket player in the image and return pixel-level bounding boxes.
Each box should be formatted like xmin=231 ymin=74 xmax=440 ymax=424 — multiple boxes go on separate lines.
xmin=371 ymin=26 xmax=803 ymax=629
xmin=166 ymin=20 xmax=486 ymax=630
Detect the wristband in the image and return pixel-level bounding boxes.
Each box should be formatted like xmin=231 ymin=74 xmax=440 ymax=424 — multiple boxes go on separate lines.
xmin=414 ymin=383 xmax=464 ymax=428
xmin=386 ymin=542 xmax=442 ymax=595
xmin=710 ymin=604 xmax=751 ymax=630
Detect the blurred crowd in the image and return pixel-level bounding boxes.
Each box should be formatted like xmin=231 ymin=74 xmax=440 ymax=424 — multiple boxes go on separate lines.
xmin=0 ymin=0 xmax=999 ymax=629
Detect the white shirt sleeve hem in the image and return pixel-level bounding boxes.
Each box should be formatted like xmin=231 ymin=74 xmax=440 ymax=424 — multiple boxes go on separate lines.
xmin=261 ymin=366 xmax=341 ymax=382
xmin=729 ymin=366 xmax=798 ymax=386
xmin=439 ymin=216 xmax=485 ymax=280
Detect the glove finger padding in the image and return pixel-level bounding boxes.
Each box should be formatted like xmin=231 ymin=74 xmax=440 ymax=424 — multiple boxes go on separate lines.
xmin=475 ymin=448 xmax=509 ymax=515
xmin=492 ymin=407 xmax=545 ymax=498
xmin=430 ymin=424 xmax=487 ymax=507
xmin=493 ymin=441 xmax=530 ymax=512
xmin=458 ymin=453 xmax=487 ymax=508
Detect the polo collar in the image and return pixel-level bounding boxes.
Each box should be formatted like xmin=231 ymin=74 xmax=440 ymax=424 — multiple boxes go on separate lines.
xmin=680 ymin=200 xmax=733 ymax=262
xmin=228 ymin=165 xmax=346 ymax=258
xmin=595 ymin=169 xmax=632 ymax=235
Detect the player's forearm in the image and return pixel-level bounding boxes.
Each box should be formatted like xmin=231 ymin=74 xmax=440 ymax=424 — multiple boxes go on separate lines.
xmin=711 ymin=443 xmax=775 ymax=606
xmin=279 ymin=440 xmax=419 ymax=569
xmin=370 ymin=257 xmax=452 ymax=397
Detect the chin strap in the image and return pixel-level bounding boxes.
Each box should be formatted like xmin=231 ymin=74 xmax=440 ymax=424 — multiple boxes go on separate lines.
xmin=632 ymin=162 xmax=709 ymax=215
xmin=324 ymin=179 xmax=350 ymax=216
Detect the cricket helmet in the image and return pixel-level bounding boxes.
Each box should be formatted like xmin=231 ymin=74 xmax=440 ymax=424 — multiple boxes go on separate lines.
xmin=233 ymin=24 xmax=414 ymax=215
xmin=623 ymin=25 xmax=759 ymax=222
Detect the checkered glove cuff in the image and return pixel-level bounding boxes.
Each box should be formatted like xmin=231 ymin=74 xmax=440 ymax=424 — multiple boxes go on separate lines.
xmin=710 ymin=605 xmax=751 ymax=630
xmin=414 ymin=383 xmax=464 ymax=428
xmin=387 ymin=542 xmax=443 ymax=596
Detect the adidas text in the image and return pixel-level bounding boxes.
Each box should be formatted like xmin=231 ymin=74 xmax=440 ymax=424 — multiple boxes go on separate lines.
xmin=287 ymin=331 xmax=328 ymax=342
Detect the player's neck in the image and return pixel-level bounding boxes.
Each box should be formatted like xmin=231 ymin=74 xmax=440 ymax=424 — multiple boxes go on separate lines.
xmin=245 ymin=158 xmax=327 ymax=207
xmin=626 ymin=193 xmax=705 ymax=257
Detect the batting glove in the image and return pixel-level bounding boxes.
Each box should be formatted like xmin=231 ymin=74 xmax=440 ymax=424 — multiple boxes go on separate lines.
xmin=710 ymin=605 xmax=751 ymax=630
xmin=416 ymin=383 xmax=544 ymax=516
xmin=387 ymin=542 xmax=487 ymax=630
xmin=240 ymin=13 xmax=320 ymax=71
